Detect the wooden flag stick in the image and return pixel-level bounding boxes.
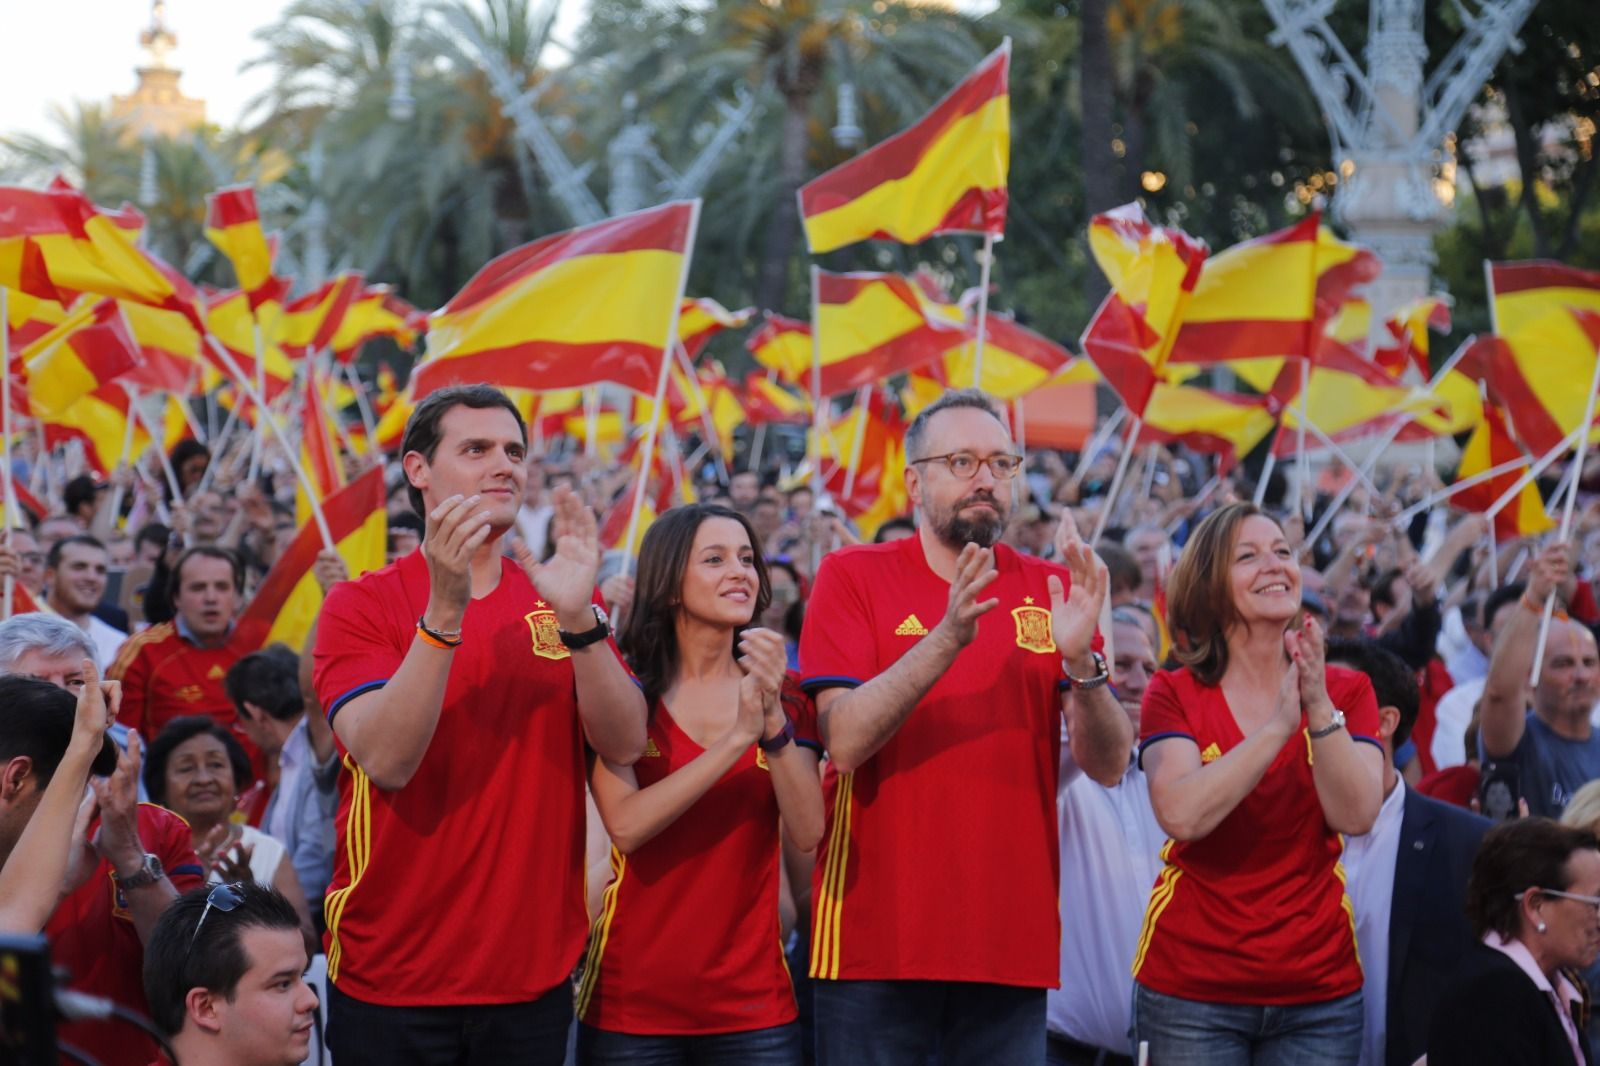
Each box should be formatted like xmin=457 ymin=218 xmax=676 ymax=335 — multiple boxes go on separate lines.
xmin=1 ymin=287 xmax=13 ymax=618
xmin=1091 ymin=416 xmax=1142 ymax=547
xmin=970 ymin=232 xmax=995 ymax=388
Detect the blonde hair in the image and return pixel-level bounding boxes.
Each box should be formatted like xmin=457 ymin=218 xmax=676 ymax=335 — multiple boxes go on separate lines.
xmin=1561 ymin=779 xmax=1600 ymax=838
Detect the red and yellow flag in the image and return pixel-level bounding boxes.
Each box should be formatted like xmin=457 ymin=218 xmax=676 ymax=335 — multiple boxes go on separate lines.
xmin=1137 ymin=384 xmax=1276 ymax=473
xmin=1485 ymin=261 xmax=1600 ymax=454
xmin=813 ymin=389 xmax=909 ymax=540
xmin=204 ymin=186 xmax=285 ymax=311
xmin=297 ymin=362 xmax=347 ymax=526
xmin=235 ymin=466 xmax=387 ymax=652
xmin=1451 ymin=404 xmax=1556 ymax=543
xmin=21 ymin=298 xmax=141 ymax=418
xmin=5 ymin=289 xmax=69 ymax=351
xmin=813 ymin=271 xmax=967 ymax=396
xmin=800 ymin=41 xmax=1010 ymax=253
xmin=415 ymin=201 xmax=699 ymax=399
xmin=743 ymin=374 xmax=810 ymax=425
xmin=746 ymin=311 xmax=812 ymax=384
xmin=272 ymin=272 xmax=364 ymax=358
xmin=0 ymin=179 xmax=200 ymax=321
xmin=202 ymin=288 xmax=295 ymax=400
xmin=119 ymin=301 xmax=202 ymax=393
xmin=39 ymin=383 xmax=149 ymax=474
xmin=1375 ymin=295 xmax=1451 ymax=380
xmin=679 ymin=297 xmax=753 ymax=361
xmin=330 ymin=287 xmax=425 ymax=363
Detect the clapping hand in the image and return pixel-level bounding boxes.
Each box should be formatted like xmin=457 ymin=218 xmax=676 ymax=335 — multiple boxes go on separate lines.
xmin=513 ymin=485 xmax=601 ymax=626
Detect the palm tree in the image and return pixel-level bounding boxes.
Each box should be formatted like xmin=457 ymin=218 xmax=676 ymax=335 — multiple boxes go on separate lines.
xmin=0 ymin=102 xmax=141 ymax=202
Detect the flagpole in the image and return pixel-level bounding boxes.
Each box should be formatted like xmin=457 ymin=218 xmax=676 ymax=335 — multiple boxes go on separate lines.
xmin=674 ymin=342 xmax=730 ymax=485
xmin=197 ymin=392 xmax=245 ymax=495
xmin=971 ymin=232 xmax=995 ymax=388
xmin=1529 ymin=338 xmax=1600 ymax=686
xmin=203 ymin=335 xmax=334 ymax=550
xmin=1481 ymin=422 xmax=1587 ymax=523
xmin=584 ymin=388 xmax=600 ymax=458
xmin=842 ymin=386 xmax=873 ymax=502
xmin=750 ymin=423 xmax=768 ymax=474
xmin=1013 ymin=397 xmax=1027 ymax=453
xmin=622 ymin=199 xmax=701 ymax=579
xmin=248 ymin=320 xmax=267 ymax=480
xmin=1386 ymin=454 xmax=1537 ymax=529
xmin=1253 ymin=442 xmax=1279 ymax=508
xmin=1294 ymin=356 xmax=1310 ymax=519
xmin=809 ymin=264 xmax=825 ymax=498
xmin=107 ymin=382 xmax=145 ymax=524
xmin=126 ymin=385 xmax=187 ymax=505
xmin=345 ymin=361 xmax=379 ymax=443
xmin=1068 ymin=405 xmax=1127 ymax=494
xmin=1 ymin=287 xmax=13 ymax=618
xmin=1138 ymin=443 xmax=1159 ymax=500
xmin=1091 ymin=416 xmax=1142 ymax=547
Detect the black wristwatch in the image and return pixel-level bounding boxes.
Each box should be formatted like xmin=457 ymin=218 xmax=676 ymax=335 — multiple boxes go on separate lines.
xmin=558 ymin=605 xmax=611 ymax=650
xmin=1064 ymin=651 xmax=1111 ymax=691
xmin=759 ymin=719 xmax=796 ymax=752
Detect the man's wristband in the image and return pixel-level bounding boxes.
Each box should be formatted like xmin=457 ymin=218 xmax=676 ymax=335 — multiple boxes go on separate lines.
xmin=417 ymin=617 xmax=463 ymax=648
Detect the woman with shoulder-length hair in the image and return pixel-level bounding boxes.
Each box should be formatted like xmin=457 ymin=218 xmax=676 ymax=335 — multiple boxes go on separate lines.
xmin=1429 ymin=817 xmax=1600 ymax=1065
xmin=1132 ymin=501 xmax=1384 ymax=1064
xmin=577 ymin=502 xmax=825 ymax=1066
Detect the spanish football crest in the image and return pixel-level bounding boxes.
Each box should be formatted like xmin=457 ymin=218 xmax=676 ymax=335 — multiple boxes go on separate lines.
xmin=525 ymin=602 xmax=571 ymax=661
xmin=1011 ymin=597 xmax=1056 ymax=654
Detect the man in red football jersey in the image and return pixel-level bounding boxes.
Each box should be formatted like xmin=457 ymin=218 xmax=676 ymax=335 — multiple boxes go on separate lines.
xmin=801 ymin=389 xmax=1133 ymax=1066
xmin=314 ymin=383 xmax=647 ymax=1065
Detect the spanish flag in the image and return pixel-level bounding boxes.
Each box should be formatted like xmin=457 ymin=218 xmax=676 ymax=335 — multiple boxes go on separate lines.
xmin=746 ymin=311 xmax=812 ymax=384
xmin=1375 ymin=295 xmax=1451 ymax=380
xmin=21 ymin=298 xmax=141 ymax=419
xmin=800 ymin=41 xmax=1010 ymax=253
xmin=813 ymin=271 xmax=967 ymax=396
xmin=330 ymin=286 xmax=425 ymax=363
xmin=1451 ymin=404 xmax=1555 ymax=543
xmin=743 ymin=373 xmax=810 ymax=425
xmin=816 ymin=390 xmax=908 ymax=542
xmin=939 ymin=314 xmax=1086 ymax=399
xmin=272 ymin=272 xmax=364 ymax=358
xmin=202 ymin=288 xmax=295 ymax=399
xmin=5 ymin=288 xmax=68 ymax=350
xmin=1138 ymin=383 xmax=1276 ymax=473
xmin=39 ymin=383 xmax=149 ymax=474
xmin=1269 ymin=342 xmax=1444 ymax=447
xmin=414 ymin=200 xmax=699 ymax=399
xmin=235 ymin=466 xmax=387 ymax=653
xmin=0 ymin=180 xmax=199 ymax=320
xmin=1485 ymin=261 xmax=1600 ymax=454
xmin=679 ymin=297 xmax=753 ymax=360
xmin=297 ymin=362 xmax=346 ymax=527
xmin=119 ymin=301 xmax=202 ymax=393
xmin=204 ymin=186 xmax=285 ymax=312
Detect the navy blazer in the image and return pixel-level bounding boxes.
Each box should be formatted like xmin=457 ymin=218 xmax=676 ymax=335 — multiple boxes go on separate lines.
xmin=1428 ymin=941 xmax=1592 ymax=1066
xmin=1385 ymin=789 xmax=1490 ymax=1066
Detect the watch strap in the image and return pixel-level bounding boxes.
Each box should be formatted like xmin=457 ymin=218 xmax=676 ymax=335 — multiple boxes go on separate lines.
xmin=1064 ymin=651 xmax=1111 ymax=691
xmin=759 ymin=718 xmax=796 ymax=752
xmin=113 ymin=853 xmax=165 ymax=890
xmin=558 ymin=606 xmax=611 ymax=650
xmin=1308 ymin=709 xmax=1346 ymax=739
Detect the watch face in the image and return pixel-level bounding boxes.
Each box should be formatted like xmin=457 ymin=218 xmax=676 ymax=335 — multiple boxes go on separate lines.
xmin=594 ymin=605 xmax=609 ymax=627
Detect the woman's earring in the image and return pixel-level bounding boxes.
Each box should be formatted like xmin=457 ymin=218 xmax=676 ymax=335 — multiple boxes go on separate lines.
xmin=1538 ymin=922 xmax=1548 ymax=933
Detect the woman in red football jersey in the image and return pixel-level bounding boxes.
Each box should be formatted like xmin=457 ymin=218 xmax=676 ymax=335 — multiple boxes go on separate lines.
xmin=576 ymin=502 xmax=824 ymax=1066
xmin=1132 ymin=501 xmax=1384 ymax=1064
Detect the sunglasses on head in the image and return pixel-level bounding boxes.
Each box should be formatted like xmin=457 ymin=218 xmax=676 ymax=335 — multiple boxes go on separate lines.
xmin=187 ymin=881 xmax=245 ymax=958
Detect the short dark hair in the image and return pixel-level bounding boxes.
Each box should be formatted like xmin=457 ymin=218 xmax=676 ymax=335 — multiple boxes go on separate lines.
xmin=134 ymin=522 xmax=172 ymax=554
xmin=873 ymin=516 xmax=917 ymax=543
xmin=224 ymin=647 xmax=302 ymax=722
xmin=1098 ymin=543 xmax=1142 ymax=597
xmin=399 ymin=384 xmax=526 ymax=517
xmin=143 ymin=716 xmax=254 ymax=806
xmin=46 ymin=533 xmax=108 ymax=572
xmin=1465 ymin=818 xmax=1600 ymax=939
xmin=0 ymin=676 xmax=117 ymax=782
xmin=1326 ymin=638 xmax=1420 ymax=749
xmin=142 ymin=882 xmax=304 ymax=1037
xmin=1484 ymin=582 xmax=1528 ymax=633
xmin=63 ymin=475 xmax=101 ymax=515
xmin=168 ymin=546 xmax=245 ymax=603
xmin=1368 ymin=568 xmax=1404 ymax=611
xmin=903 ymin=388 xmax=1005 ymax=462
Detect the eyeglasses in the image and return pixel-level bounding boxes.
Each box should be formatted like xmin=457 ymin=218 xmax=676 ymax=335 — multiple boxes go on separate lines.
xmin=187 ymin=882 xmax=245 ymax=957
xmin=909 ymin=452 xmax=1024 ymax=481
xmin=18 ymin=553 xmax=43 ymax=568
xmin=1518 ymin=887 xmax=1600 ymax=914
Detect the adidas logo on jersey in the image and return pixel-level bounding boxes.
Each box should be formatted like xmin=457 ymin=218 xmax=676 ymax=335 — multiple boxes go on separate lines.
xmin=642 ymin=738 xmax=662 ymax=758
xmin=207 ymin=665 xmax=226 ymax=680
xmin=1200 ymin=743 xmax=1222 ymax=764
xmin=895 ymin=614 xmax=929 ymax=636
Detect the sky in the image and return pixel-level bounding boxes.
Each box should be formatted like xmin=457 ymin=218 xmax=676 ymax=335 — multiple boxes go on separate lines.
xmin=4 ymin=1 xmax=995 ymax=143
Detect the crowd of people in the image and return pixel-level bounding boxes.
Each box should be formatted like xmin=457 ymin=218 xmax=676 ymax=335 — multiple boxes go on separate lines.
xmin=2 ymin=381 xmax=1600 ymax=1066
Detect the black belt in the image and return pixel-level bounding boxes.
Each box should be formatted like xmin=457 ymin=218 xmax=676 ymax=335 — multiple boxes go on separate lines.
xmin=1047 ymin=1031 xmax=1135 ymax=1066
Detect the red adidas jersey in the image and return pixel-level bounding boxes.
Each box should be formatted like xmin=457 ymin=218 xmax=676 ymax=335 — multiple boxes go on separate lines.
xmin=313 ymin=550 xmax=615 ymax=1005
xmin=800 ymin=536 xmax=1088 ymax=987
xmin=1133 ymin=665 xmax=1380 ymax=1004
xmin=47 ymin=805 xmax=205 ymax=1066
xmin=108 ymin=622 xmax=260 ymax=771
xmin=578 ymin=678 xmax=819 ymax=1034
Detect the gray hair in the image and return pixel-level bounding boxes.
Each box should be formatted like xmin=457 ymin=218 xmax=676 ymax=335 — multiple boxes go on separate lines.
xmin=903 ymin=388 xmax=1006 ymax=463
xmin=0 ymin=614 xmax=97 ymax=672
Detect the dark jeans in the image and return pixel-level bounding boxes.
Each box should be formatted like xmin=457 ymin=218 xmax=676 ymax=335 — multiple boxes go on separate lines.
xmin=812 ymin=979 xmax=1046 ymax=1066
xmin=1132 ymin=983 xmax=1363 ymax=1066
xmin=1046 ymin=1031 xmax=1134 ymax=1066
xmin=577 ymin=1021 xmax=801 ymax=1065
xmin=327 ymin=981 xmax=573 ymax=1066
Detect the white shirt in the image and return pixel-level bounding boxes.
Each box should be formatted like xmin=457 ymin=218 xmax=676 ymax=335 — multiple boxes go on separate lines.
xmin=1049 ymin=754 xmax=1168 ymax=1055
xmin=1439 ymin=606 xmax=1488 ymax=687
xmin=1430 ymin=677 xmax=1486 ymax=771
xmin=86 ymin=614 xmax=128 ymax=671
xmin=1342 ymin=777 xmax=1408 ymax=1066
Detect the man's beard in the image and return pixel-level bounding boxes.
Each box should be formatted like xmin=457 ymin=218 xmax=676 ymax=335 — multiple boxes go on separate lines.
xmin=931 ymin=493 xmax=1008 ymax=548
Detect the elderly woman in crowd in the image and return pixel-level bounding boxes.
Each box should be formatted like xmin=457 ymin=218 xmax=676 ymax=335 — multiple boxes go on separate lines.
xmin=143 ymin=715 xmax=316 ymax=947
xmin=1133 ymin=501 xmax=1383 ymax=1064
xmin=1428 ymin=817 xmax=1600 ymax=1065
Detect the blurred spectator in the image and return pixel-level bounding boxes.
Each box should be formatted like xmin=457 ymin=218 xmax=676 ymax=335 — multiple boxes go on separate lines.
xmin=45 ymin=534 xmax=127 ymax=668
